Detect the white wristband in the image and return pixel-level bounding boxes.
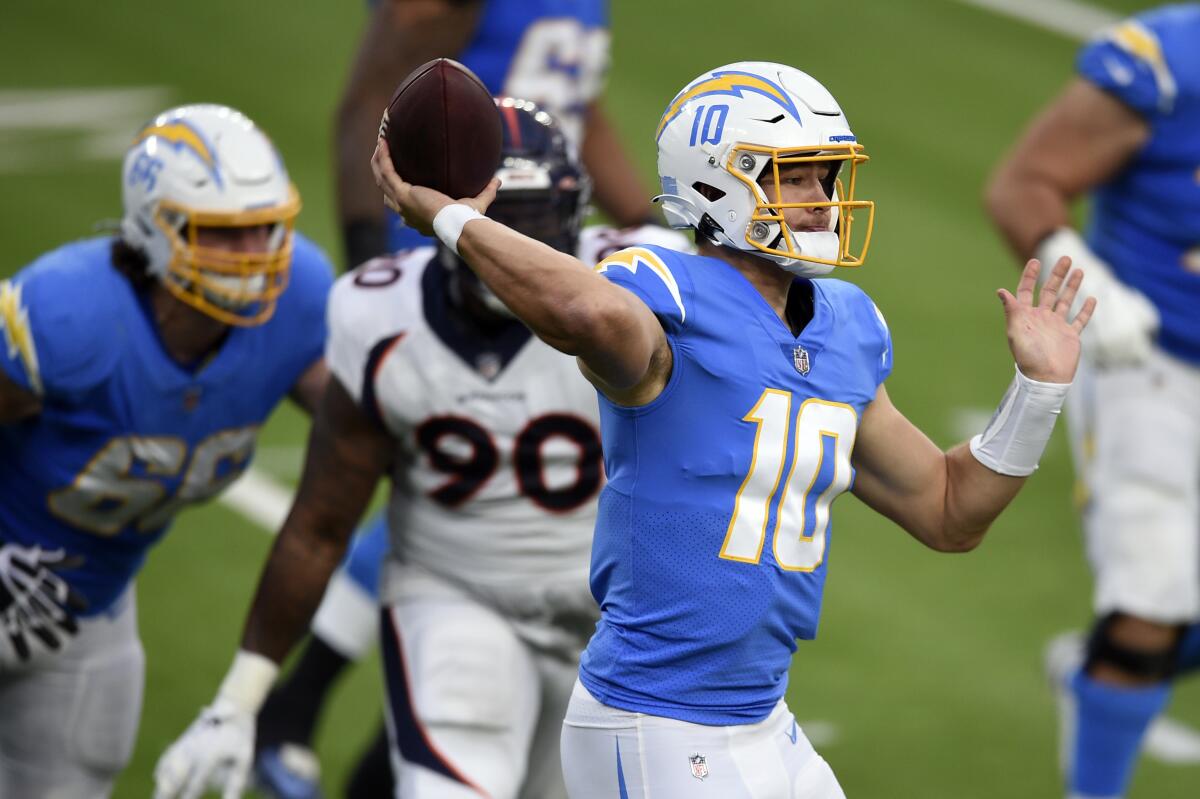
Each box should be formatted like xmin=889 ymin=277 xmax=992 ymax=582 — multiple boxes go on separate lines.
xmin=216 ymin=649 xmax=279 ymax=715
xmin=969 ymin=367 xmax=1071 ymax=477
xmin=432 ymin=203 xmax=484 ymax=256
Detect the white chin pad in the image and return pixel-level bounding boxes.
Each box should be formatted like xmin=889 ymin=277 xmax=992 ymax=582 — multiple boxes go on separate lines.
xmin=791 ymin=231 xmax=840 ymax=264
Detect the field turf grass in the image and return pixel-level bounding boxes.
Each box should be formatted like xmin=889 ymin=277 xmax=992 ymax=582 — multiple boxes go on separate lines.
xmin=2 ymin=0 xmax=1195 ymax=795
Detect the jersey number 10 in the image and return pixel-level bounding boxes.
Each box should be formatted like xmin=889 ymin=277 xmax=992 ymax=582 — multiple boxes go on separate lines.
xmin=719 ymin=390 xmax=858 ymax=572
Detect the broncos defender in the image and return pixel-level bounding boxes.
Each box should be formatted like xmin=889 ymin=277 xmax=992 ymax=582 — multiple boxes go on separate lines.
xmin=0 ymin=104 xmax=332 ymax=797
xmin=987 ymin=5 xmax=1200 ymax=797
xmin=156 ymin=99 xmax=689 ymax=799
xmin=175 ymin=62 xmax=1092 ymax=797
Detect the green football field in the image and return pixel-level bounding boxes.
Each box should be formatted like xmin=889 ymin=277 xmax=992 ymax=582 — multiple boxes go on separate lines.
xmin=3 ymin=0 xmax=1198 ymax=796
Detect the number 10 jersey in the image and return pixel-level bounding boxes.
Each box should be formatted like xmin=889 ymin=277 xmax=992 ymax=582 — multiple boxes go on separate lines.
xmin=580 ymin=245 xmax=893 ymax=725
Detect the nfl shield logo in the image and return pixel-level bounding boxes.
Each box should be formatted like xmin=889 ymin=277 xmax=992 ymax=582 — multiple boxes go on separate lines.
xmin=793 ymin=345 xmax=811 ymax=376
xmin=688 ymin=753 xmax=709 ymax=780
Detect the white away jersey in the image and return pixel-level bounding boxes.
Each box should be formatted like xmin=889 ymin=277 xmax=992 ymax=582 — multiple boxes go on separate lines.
xmin=326 ymin=225 xmax=688 ymax=600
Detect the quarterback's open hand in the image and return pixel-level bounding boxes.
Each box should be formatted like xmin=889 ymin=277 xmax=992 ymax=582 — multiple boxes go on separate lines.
xmin=999 ymin=257 xmax=1096 ymax=384
xmin=370 ymin=138 xmax=499 ymax=235
xmin=153 ymin=698 xmax=255 ymax=799
xmin=0 ymin=541 xmax=87 ymax=661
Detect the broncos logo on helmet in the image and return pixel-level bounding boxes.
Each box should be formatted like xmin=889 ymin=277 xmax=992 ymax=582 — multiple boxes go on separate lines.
xmin=442 ymin=97 xmax=591 ymax=317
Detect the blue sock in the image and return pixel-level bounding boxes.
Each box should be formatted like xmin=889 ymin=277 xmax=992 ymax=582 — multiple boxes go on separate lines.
xmin=1176 ymin=623 xmax=1200 ymax=674
xmin=1068 ymin=669 xmax=1170 ymax=797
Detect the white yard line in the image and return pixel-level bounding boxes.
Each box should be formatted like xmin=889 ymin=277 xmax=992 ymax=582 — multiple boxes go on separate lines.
xmin=955 ymin=0 xmax=1118 ymax=41
xmin=0 ymin=87 xmax=170 ymax=172
xmin=218 ymin=466 xmax=294 ymax=533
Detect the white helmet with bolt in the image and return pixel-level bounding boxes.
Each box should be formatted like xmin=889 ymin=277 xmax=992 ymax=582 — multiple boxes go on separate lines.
xmin=654 ymin=62 xmax=874 ymax=277
xmin=120 ymin=104 xmax=301 ymax=326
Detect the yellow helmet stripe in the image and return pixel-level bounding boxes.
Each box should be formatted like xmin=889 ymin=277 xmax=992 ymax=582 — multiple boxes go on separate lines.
xmin=656 ymin=71 xmax=800 ymax=142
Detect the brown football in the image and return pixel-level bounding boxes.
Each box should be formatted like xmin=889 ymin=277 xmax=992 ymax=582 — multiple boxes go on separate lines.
xmin=379 ymin=58 xmax=502 ymax=199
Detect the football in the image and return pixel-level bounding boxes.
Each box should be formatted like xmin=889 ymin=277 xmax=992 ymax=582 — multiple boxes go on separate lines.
xmin=379 ymin=58 xmax=502 ymax=199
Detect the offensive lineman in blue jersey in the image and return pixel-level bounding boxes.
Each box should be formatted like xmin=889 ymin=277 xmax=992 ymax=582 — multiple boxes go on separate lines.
xmin=0 ymin=104 xmax=332 ymax=797
xmin=987 ymin=5 xmax=1200 ymax=798
xmin=367 ymin=61 xmax=1095 ymax=796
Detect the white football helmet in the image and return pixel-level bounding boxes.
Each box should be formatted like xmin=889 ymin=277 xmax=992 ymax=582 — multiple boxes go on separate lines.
xmin=654 ymin=62 xmax=874 ymax=277
xmin=120 ymin=104 xmax=301 ymax=326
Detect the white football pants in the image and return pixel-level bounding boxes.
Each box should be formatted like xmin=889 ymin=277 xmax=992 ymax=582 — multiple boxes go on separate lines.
xmin=0 ymin=587 xmax=143 ymax=799
xmin=379 ymin=564 xmax=580 ymax=799
xmin=1068 ymin=346 xmax=1200 ymax=622
xmin=560 ymin=681 xmax=846 ymax=799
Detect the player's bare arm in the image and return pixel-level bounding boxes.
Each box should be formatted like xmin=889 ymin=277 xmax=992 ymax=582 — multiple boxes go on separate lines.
xmin=152 ymin=376 xmax=393 ymax=799
xmin=0 ymin=369 xmax=40 ymax=423
xmin=371 ymin=140 xmax=672 ymax=405
xmin=287 ymin=358 xmax=329 ymax=415
xmin=336 ymin=0 xmax=482 ymax=265
xmin=243 ymin=377 xmax=391 ymax=663
xmin=851 ymin=257 xmax=1095 ymax=552
xmin=985 ymin=78 xmax=1149 ymax=259
xmin=580 ymin=100 xmax=658 ymax=227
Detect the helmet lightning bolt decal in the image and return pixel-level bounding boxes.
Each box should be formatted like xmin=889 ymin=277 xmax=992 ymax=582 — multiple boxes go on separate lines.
xmin=133 ymin=121 xmax=223 ymax=185
xmin=594 ymin=248 xmax=686 ymax=323
xmin=656 ymin=71 xmax=801 ymax=141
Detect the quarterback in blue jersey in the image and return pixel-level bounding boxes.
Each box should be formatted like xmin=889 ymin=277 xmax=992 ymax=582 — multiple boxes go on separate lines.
xmin=336 ymin=0 xmax=656 ymax=266
xmin=368 ymin=61 xmax=1094 ymax=796
xmin=987 ymin=5 xmax=1200 ymax=797
xmin=0 ymin=104 xmax=332 ymax=797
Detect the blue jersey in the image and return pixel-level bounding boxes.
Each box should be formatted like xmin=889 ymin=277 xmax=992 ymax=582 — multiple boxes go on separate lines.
xmin=387 ymin=0 xmax=609 ymax=251
xmin=1077 ymin=4 xmax=1200 ymax=364
xmin=0 ymin=235 xmax=332 ymax=615
xmin=578 ymin=246 xmax=892 ymax=725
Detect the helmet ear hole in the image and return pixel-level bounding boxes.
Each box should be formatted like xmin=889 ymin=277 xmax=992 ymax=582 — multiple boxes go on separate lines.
xmin=692 ymin=182 xmax=726 ymax=202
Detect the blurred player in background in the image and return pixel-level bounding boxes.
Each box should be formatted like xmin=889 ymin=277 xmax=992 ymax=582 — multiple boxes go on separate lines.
xmin=251 ymin=1 xmax=663 ymax=794
xmin=155 ymin=99 xmax=690 ymax=799
xmin=336 ymin=0 xmax=657 ymax=267
xmin=0 ymin=103 xmax=332 ymax=798
xmin=986 ymin=5 xmax=1200 ymax=798
xmin=367 ymin=60 xmax=1093 ymax=797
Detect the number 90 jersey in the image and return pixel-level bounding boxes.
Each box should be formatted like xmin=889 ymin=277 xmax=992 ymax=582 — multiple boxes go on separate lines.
xmin=579 ymin=246 xmax=893 ymax=726
xmin=325 ymin=227 xmax=681 ymax=615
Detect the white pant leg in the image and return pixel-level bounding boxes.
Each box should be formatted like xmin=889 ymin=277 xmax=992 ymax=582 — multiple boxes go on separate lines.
xmin=311 ymin=567 xmax=379 ymax=660
xmin=516 ymin=651 xmax=577 ymax=799
xmin=561 ymin=681 xmax=845 ymax=799
xmin=380 ymin=565 xmax=542 ymax=799
xmin=1074 ymin=348 xmax=1200 ymax=622
xmin=0 ymin=588 xmax=144 ymax=799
